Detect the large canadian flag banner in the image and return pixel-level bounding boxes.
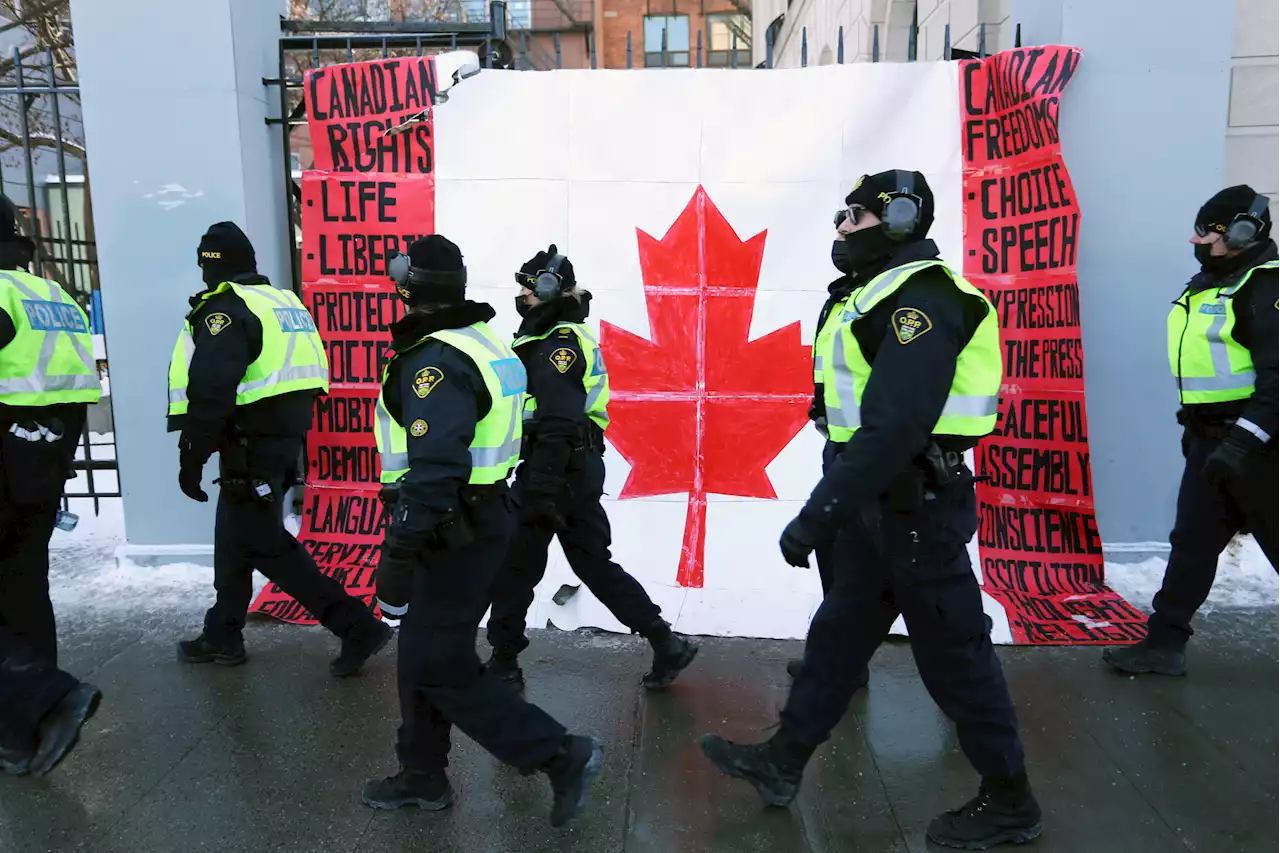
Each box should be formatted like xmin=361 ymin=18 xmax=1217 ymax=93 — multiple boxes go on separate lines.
xmin=251 ymin=47 xmax=1147 ymax=646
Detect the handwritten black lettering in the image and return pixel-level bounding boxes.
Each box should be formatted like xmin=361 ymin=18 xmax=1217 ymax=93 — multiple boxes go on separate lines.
xmin=982 ymin=281 xmax=1080 ymax=330
xmin=980 ymin=212 xmax=1078 ymax=274
xmin=993 ymin=398 xmax=1089 ymax=443
xmin=314 ymin=393 xmax=377 ymax=434
xmin=310 ymin=290 xmax=404 ymax=336
xmin=977 ymin=504 xmax=1103 ymax=555
xmin=325 ymin=339 xmax=396 ymax=384
xmin=318 ymin=231 xmax=428 ymax=278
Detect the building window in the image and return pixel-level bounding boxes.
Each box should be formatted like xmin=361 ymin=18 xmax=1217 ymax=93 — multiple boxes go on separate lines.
xmin=706 ymin=13 xmax=751 ymax=67
xmin=644 ymin=15 xmax=690 ymax=67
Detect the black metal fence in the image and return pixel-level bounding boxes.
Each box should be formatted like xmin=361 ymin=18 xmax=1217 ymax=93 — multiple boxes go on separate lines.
xmin=0 ymin=45 xmax=119 ymax=514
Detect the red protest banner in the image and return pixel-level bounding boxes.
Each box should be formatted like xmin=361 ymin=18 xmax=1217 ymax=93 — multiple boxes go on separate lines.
xmin=959 ymin=46 xmax=1146 ymax=645
xmin=304 ymin=280 xmax=404 ymax=388
xmin=300 ymin=172 xmax=436 ymax=286
xmin=250 ymin=56 xmax=436 ymax=625
xmin=304 ymin=56 xmax=437 ymax=174
xmin=252 ymin=487 xmax=387 ymax=623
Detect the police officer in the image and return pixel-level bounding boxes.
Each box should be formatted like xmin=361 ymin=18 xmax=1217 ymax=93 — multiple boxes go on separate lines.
xmin=700 ymin=171 xmax=1042 ymax=850
xmin=1104 ymin=186 xmax=1277 ymax=677
xmin=168 ymin=222 xmax=392 ymax=676
xmin=786 ymin=211 xmax=874 ymax=688
xmin=364 ymin=236 xmax=601 ymax=827
xmin=0 ymin=193 xmax=102 ymax=776
xmin=483 ymin=246 xmax=698 ymax=693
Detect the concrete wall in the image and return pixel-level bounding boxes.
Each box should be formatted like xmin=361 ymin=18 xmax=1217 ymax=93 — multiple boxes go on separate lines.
xmin=1227 ymin=0 xmax=1279 ymax=224
xmin=69 ymin=0 xmax=290 ymax=560
xmin=1014 ymin=0 xmax=1238 ymax=549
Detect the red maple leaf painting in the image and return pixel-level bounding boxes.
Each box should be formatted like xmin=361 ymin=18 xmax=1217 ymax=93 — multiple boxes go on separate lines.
xmin=599 ymin=187 xmax=813 ymax=588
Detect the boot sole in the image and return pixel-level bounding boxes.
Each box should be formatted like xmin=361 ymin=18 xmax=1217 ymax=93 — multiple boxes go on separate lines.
xmin=178 ymin=646 xmax=247 ymax=666
xmin=361 ymin=786 xmax=453 ymax=811
xmin=698 ymin=734 xmax=797 ymax=807
xmin=927 ymin=820 xmax=1044 ymax=850
xmin=550 ymin=739 xmax=604 ymax=828
xmin=1102 ymin=651 xmax=1186 ymax=677
xmin=330 ymin=625 xmax=395 ymax=678
xmin=642 ymin=642 xmax=700 ymax=690
xmin=30 ymin=686 xmax=102 ymax=777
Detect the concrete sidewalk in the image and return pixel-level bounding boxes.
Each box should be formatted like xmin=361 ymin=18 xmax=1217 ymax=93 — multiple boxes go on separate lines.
xmin=1 ymin=555 xmax=1275 ymax=853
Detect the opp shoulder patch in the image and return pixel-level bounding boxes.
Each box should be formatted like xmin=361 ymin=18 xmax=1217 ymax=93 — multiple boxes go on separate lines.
xmin=409 ymin=419 xmax=429 ymax=437
xmin=413 ymin=366 xmax=444 ymax=398
xmin=891 ymin=307 xmax=932 ymax=344
xmin=204 ymin=312 xmax=232 ymax=336
xmin=549 ymin=347 xmax=577 ymax=374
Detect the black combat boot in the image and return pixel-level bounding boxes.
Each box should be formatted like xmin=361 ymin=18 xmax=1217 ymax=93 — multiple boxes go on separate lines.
xmin=927 ymin=772 xmax=1044 ymax=849
xmin=30 ymin=683 xmax=103 ymax=776
xmin=484 ymin=653 xmax=526 ymax=694
xmin=542 ymin=734 xmax=603 ymax=827
xmin=699 ymin=726 xmax=815 ymax=807
xmin=640 ymin=620 xmax=698 ymax=689
xmin=330 ymin=619 xmax=395 ymax=678
xmin=361 ymin=767 xmax=453 ymax=810
xmin=1102 ymin=638 xmax=1187 ymax=676
xmin=177 ymin=633 xmax=247 ymax=666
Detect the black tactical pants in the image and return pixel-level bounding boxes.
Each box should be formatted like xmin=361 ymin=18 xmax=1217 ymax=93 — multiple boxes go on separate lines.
xmin=781 ymin=478 xmax=1026 ymax=778
xmin=1147 ymin=428 xmax=1278 ymax=650
xmin=486 ymin=451 xmax=661 ymax=661
xmin=397 ymin=486 xmax=568 ymax=772
xmin=203 ymin=437 xmax=374 ymax=644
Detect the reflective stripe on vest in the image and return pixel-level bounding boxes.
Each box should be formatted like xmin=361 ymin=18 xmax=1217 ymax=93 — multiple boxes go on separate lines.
xmin=376 ymin=322 xmax=526 ymax=484
xmin=821 ymin=260 xmax=1002 ymax=442
xmin=813 ymin=293 xmax=852 ymax=384
xmin=0 ymin=270 xmax=101 ymax=405
xmin=515 ymin=321 xmax=611 ymax=430
xmin=1167 ymin=260 xmax=1277 ymax=404
xmin=167 ymin=282 xmax=329 ymax=415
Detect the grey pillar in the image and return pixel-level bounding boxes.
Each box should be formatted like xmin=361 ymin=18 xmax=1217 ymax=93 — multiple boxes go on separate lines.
xmin=1013 ymin=0 xmax=1237 ymax=552
xmin=69 ymin=0 xmax=290 ymax=563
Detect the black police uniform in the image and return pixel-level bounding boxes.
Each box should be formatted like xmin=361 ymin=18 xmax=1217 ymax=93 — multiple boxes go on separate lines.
xmin=701 ymin=234 xmax=1040 ymax=851
xmin=485 ymin=294 xmax=695 ymax=690
xmin=170 ymin=271 xmax=390 ymax=672
xmin=0 ymin=306 xmax=85 ymax=666
xmin=0 ymin=197 xmax=103 ymax=777
xmin=1107 ymin=239 xmax=1278 ymax=674
xmin=363 ymin=297 xmax=599 ymax=826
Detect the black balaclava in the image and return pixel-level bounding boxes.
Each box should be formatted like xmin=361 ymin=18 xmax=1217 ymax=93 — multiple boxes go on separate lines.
xmin=514 ymin=244 xmax=575 ymax=318
xmin=401 ymin=234 xmax=467 ymax=307
xmin=0 ymin=193 xmax=35 ymax=271
xmin=840 ymin=169 xmax=936 ymax=275
xmin=197 ymin=221 xmax=257 ymax=288
xmin=1194 ymin=185 xmax=1273 ymax=273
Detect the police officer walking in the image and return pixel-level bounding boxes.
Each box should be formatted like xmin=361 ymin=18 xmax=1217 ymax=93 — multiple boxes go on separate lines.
xmin=484 ymin=246 xmax=698 ymax=693
xmin=1104 ymin=186 xmax=1277 ymax=677
xmin=699 ymin=171 xmax=1043 ymax=850
xmin=167 ymin=222 xmax=392 ymax=676
xmin=365 ymin=236 xmax=601 ymax=827
xmin=0 ymin=193 xmax=102 ymax=776
xmin=788 ymin=212 xmax=872 ymax=689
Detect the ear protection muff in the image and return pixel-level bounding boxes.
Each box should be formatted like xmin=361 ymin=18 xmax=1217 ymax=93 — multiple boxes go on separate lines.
xmin=1224 ymin=192 xmax=1270 ymax=250
xmin=387 ymin=251 xmax=466 ymax=303
xmin=881 ymin=169 xmax=922 ymax=242
xmin=534 ymin=248 xmax=567 ymax=301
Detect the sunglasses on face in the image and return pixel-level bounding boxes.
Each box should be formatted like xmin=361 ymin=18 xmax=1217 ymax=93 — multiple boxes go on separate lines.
xmin=834 ymin=205 xmax=870 ymax=228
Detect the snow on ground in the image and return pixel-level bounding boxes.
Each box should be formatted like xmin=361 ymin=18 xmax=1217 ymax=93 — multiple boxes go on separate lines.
xmin=1106 ymin=535 xmax=1278 ymax=613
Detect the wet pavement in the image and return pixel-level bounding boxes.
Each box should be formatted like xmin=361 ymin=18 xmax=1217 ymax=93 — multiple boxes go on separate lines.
xmin=1 ymin=556 xmax=1276 ymax=853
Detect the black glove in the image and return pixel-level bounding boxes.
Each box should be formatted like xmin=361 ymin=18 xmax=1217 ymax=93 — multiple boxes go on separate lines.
xmin=780 ymin=516 xmax=820 ymax=568
xmin=177 ymin=435 xmax=209 ymax=503
xmin=374 ymin=532 xmax=418 ymax=619
xmin=520 ymin=491 xmax=567 ymax=532
xmin=1203 ymin=426 xmax=1261 ymax=487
